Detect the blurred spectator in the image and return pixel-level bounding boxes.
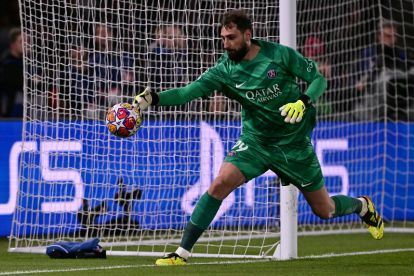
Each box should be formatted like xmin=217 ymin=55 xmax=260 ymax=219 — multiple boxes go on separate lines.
xmin=88 ymin=23 xmax=135 ymax=118
xmin=304 ymin=36 xmax=325 ymax=58
xmin=53 ymin=43 xmax=92 ymax=119
xmin=304 ymin=35 xmax=332 ymax=79
xmin=207 ymin=90 xmax=241 ymax=121
xmin=356 ymin=20 xmax=408 ymax=92
xmin=0 ymin=0 xmax=20 ymax=57
xmin=354 ymin=20 xmax=414 ymax=121
xmin=302 ymin=33 xmax=335 ymax=119
xmin=0 ymin=28 xmax=23 ymax=118
xmin=147 ymin=25 xmax=188 ymax=90
xmin=147 ymin=25 xmax=203 ymax=119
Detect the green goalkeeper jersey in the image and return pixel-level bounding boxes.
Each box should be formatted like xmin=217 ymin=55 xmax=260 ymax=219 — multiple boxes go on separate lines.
xmin=158 ymin=39 xmax=327 ymax=145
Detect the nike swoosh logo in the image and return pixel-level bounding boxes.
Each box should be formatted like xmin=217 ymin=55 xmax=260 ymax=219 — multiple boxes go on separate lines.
xmin=236 ymin=82 xmax=246 ymax=88
xmin=300 ymin=182 xmax=313 ymax=187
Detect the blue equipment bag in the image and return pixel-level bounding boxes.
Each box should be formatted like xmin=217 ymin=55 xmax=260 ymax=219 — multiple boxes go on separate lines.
xmin=46 ymin=238 xmax=106 ymax=259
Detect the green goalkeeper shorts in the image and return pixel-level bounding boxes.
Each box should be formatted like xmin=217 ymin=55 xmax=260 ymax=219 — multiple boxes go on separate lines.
xmin=224 ymin=135 xmax=324 ymax=192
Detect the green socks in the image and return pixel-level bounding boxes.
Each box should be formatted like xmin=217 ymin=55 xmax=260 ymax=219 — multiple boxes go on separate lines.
xmin=331 ymin=195 xmax=362 ymax=217
xmin=180 ymin=192 xmax=222 ymax=251
xmin=179 ymin=193 xmax=362 ymax=251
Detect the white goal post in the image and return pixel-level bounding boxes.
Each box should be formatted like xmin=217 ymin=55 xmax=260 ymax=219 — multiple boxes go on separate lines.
xmin=9 ymin=0 xmax=414 ymax=259
xmin=278 ymin=0 xmax=298 ymax=260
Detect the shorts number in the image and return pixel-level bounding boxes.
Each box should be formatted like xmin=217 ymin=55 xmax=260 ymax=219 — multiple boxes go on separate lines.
xmin=232 ymin=140 xmax=249 ymax=152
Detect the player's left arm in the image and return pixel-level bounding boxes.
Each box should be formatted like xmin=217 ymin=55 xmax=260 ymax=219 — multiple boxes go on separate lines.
xmin=279 ymin=45 xmax=327 ymax=123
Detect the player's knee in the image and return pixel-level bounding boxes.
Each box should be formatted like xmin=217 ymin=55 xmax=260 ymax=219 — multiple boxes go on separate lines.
xmin=208 ymin=175 xmax=233 ymax=200
xmin=312 ymin=206 xmax=333 ymax=219
xmin=208 ymin=177 xmax=226 ymax=199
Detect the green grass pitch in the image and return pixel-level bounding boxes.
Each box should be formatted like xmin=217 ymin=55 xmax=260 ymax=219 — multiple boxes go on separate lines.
xmin=1 ymin=233 xmax=413 ymax=275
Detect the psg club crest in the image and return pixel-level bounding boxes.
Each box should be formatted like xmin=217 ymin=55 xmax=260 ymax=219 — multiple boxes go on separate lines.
xmin=267 ymin=69 xmax=277 ymax=79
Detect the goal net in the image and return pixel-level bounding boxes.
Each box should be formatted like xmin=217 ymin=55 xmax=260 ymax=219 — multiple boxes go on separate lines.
xmin=9 ymin=0 xmax=414 ymax=258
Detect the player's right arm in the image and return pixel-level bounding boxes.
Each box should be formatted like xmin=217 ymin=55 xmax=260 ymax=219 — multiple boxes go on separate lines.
xmin=278 ymin=44 xmax=327 ymax=124
xmin=280 ymin=44 xmax=327 ymax=103
xmin=133 ymin=67 xmax=223 ymax=111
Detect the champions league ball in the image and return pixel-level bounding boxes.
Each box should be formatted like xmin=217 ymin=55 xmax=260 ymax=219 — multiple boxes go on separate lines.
xmin=106 ymin=103 xmax=142 ymax=138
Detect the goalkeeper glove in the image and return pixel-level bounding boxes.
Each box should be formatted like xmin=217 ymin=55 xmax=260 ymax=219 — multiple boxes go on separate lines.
xmin=132 ymin=87 xmax=159 ymax=111
xmin=279 ymin=95 xmax=311 ymax=124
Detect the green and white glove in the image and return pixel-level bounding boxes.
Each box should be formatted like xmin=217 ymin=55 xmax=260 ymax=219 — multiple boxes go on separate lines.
xmin=279 ymin=95 xmax=311 ymax=124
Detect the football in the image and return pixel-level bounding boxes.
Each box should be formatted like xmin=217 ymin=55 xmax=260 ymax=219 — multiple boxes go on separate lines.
xmin=106 ymin=103 xmax=142 ymax=138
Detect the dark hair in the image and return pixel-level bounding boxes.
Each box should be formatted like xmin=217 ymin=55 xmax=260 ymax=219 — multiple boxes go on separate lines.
xmin=221 ymin=9 xmax=252 ymax=33
xmin=380 ymin=19 xmax=396 ymax=30
xmin=9 ymin=27 xmax=21 ymax=44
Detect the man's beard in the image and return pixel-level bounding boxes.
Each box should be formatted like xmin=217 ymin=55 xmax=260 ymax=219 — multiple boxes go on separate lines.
xmin=227 ymin=42 xmax=249 ymax=62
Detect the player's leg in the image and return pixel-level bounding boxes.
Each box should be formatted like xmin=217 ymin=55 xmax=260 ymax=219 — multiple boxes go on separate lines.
xmin=273 ymin=140 xmax=384 ymax=239
xmin=301 ymin=186 xmax=361 ymax=219
xmin=180 ymin=162 xmax=246 ymax=256
xmin=301 ymin=187 xmax=384 ymax=239
xmin=155 ymin=162 xmax=246 ymax=265
xmin=155 ymin=137 xmax=268 ymax=265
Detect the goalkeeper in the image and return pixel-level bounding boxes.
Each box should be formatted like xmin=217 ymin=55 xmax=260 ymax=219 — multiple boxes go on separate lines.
xmin=133 ymin=9 xmax=384 ymax=265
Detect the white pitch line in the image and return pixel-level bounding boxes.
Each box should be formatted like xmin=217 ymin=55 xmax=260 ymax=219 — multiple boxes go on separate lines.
xmin=1 ymin=248 xmax=413 ymax=275
xmin=297 ymin=247 xmax=414 ymax=260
